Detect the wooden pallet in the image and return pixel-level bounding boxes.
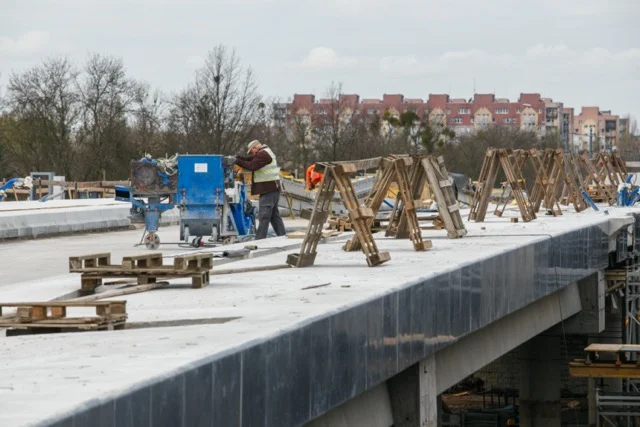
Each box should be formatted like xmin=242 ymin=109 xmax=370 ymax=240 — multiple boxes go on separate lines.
xmin=287 ymin=160 xmax=391 ymax=267
xmin=345 ymin=156 xmax=431 ymax=251
xmin=387 ymin=157 xmax=430 ymax=251
xmin=286 ymin=169 xmax=336 ymax=267
xmin=0 ymin=300 xmax=127 ymax=331
xmin=510 ymin=149 xmax=565 ymax=216
xmin=386 ymin=156 xmax=424 ymax=239
xmin=469 ymin=148 xmax=536 ymax=223
xmin=421 ymin=156 xmax=467 ymax=238
xmin=69 ymin=252 xmax=213 ymax=290
xmin=526 ymin=149 xmax=554 ymax=214
xmin=558 ymin=153 xmax=588 ymax=212
xmin=594 ymin=152 xmax=628 ymax=188
xmin=577 ymin=153 xmax=616 ymax=204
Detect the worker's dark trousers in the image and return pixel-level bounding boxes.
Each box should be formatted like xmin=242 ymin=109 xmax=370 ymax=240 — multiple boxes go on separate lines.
xmin=256 ymin=191 xmax=286 ymax=240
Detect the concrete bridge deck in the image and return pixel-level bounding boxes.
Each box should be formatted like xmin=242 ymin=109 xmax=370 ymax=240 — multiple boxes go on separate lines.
xmin=0 ymin=204 xmax=637 ymax=427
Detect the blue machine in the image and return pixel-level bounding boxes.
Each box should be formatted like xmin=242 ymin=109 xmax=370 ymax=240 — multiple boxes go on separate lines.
xmin=116 ymin=154 xmax=255 ymax=249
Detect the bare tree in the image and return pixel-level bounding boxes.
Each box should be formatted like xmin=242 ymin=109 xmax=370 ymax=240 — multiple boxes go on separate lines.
xmin=5 ymin=57 xmax=81 ymax=178
xmin=129 ymin=84 xmax=165 ymax=156
xmin=286 ymin=110 xmax=314 ymax=175
xmin=76 ymin=54 xmax=142 ymax=179
xmin=313 ymin=82 xmax=355 ymax=161
xmin=169 ymin=45 xmax=262 ymax=155
xmin=440 ymin=126 xmax=547 ymax=181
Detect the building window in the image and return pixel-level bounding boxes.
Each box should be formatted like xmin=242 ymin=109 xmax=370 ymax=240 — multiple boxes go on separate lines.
xmin=367 ymin=109 xmax=379 ymax=115
xmin=496 ymin=108 xmax=508 ymax=114
xmin=504 ymin=118 xmax=512 ymax=123
xmin=470 ymin=118 xmax=474 ymax=124
xmin=450 ymin=117 xmax=463 ymax=124
xmin=516 ymin=108 xmax=520 ymax=113
xmin=316 ymin=109 xmax=328 ymax=115
xmin=459 ymin=108 xmax=470 ymax=115
xmin=579 ymin=120 xmax=583 ymax=125
xmin=538 ymin=109 xmax=543 ymax=113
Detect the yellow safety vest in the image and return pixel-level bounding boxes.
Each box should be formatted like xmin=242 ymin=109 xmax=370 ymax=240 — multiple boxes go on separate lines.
xmin=253 ymin=147 xmax=281 ymax=183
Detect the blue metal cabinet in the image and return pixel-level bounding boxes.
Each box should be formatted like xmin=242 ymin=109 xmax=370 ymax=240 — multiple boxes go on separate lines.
xmin=176 ymin=155 xmax=225 ymax=240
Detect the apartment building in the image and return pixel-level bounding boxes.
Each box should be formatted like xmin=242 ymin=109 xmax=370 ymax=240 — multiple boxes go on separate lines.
xmin=276 ymin=93 xmax=608 ymax=149
xmin=572 ymin=107 xmax=619 ymax=152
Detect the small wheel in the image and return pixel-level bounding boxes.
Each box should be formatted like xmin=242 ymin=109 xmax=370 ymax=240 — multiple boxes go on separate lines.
xmin=144 ymin=232 xmax=160 ymax=250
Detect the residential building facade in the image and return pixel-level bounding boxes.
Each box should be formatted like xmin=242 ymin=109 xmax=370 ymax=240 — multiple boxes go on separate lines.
xmin=572 ymin=107 xmax=619 ymax=152
xmin=277 ymin=93 xmax=617 ymax=150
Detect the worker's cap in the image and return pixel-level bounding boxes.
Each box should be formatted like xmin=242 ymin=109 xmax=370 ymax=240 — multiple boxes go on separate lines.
xmin=246 ymin=140 xmax=261 ymax=154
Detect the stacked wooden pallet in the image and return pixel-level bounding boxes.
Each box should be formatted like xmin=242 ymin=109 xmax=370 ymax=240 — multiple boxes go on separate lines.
xmin=0 ymin=301 xmax=127 ymax=332
xmin=69 ymin=252 xmax=213 ymax=290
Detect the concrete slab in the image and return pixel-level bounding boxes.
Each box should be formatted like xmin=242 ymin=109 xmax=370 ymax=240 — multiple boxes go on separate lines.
xmin=0 ymin=199 xmax=181 ymax=240
xmin=0 ymin=204 xmax=637 ymax=426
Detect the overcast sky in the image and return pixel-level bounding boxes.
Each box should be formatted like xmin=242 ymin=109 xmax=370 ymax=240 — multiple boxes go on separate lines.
xmin=1 ymin=0 xmax=639 ymax=124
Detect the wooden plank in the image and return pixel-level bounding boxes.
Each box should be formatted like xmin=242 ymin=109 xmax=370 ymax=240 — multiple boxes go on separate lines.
xmin=314 ymin=157 xmax=382 ymax=174
xmin=569 ymin=362 xmax=640 ymax=379
xmin=212 ymin=264 xmax=292 ymax=275
xmin=74 ymin=266 xmax=210 ymax=274
xmin=584 ymin=343 xmax=626 ymax=352
xmin=0 ymin=300 xmax=125 ymax=307
xmin=70 ymin=282 xmax=170 ymax=302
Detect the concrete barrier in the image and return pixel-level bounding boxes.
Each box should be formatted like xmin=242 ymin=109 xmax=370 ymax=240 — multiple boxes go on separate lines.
xmin=0 ymin=199 xmax=180 ymax=240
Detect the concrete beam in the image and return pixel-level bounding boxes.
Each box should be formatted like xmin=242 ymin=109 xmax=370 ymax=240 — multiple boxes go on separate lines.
xmin=305 ymin=383 xmax=393 ymax=427
xmin=435 ymin=281 xmax=583 ymax=394
xmin=561 ymin=271 xmax=605 ymax=334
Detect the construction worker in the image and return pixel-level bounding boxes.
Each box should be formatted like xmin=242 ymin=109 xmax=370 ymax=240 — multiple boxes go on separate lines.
xmin=235 ymin=140 xmax=286 ymax=240
xmin=306 ymin=164 xmax=323 ymax=190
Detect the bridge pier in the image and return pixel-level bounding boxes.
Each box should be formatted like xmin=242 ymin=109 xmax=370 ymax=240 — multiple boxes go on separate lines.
xmin=419 ymin=356 xmax=438 ymax=427
xmin=519 ymin=335 xmax=562 ymax=427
